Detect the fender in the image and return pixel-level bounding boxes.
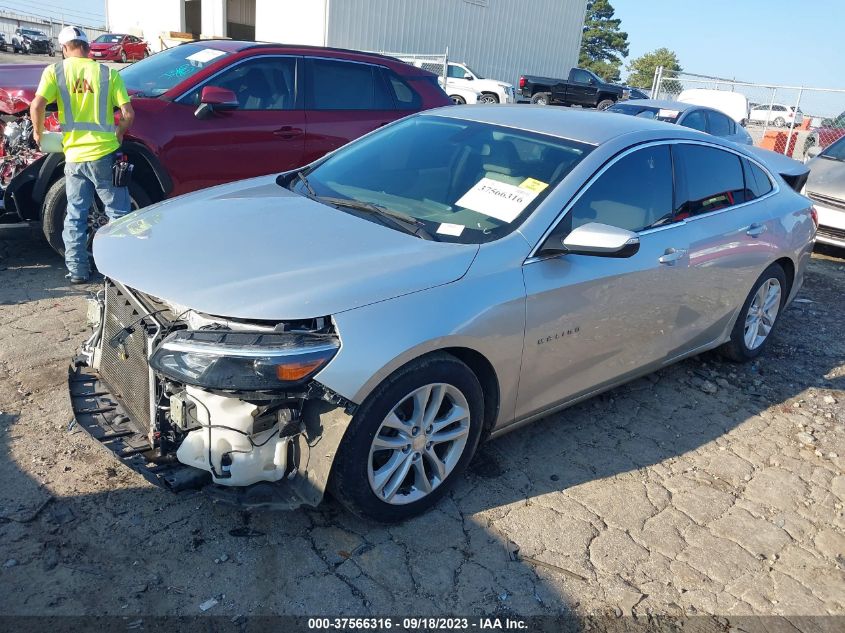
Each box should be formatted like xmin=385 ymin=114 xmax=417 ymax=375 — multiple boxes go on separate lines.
xmin=2 ymin=154 xmax=57 ymax=221
xmin=122 ymin=140 xmax=174 ymax=199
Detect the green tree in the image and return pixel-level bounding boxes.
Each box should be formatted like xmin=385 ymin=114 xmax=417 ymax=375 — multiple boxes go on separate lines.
xmin=578 ymin=0 xmax=629 ymax=82
xmin=626 ymin=48 xmax=683 ymax=90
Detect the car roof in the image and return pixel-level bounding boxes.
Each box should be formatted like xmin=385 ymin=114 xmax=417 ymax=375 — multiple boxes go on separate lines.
xmin=426 ymin=104 xmax=702 ymax=145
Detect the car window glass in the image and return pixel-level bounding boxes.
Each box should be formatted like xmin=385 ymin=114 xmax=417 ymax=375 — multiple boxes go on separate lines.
xmin=707 ymin=112 xmax=732 ymax=137
xmin=566 ymin=145 xmax=674 ymax=233
xmin=572 ymin=70 xmax=591 ymax=84
xmin=680 ymin=110 xmax=707 ymax=132
xmin=675 ymin=144 xmax=747 ymax=217
xmin=183 ymin=57 xmax=296 ymax=110
xmin=447 ymin=65 xmax=466 ymax=79
xmin=298 ymin=115 xmax=592 ymax=244
xmin=742 ymin=159 xmax=774 ymax=199
xmin=821 ymin=136 xmax=845 ymax=160
xmin=384 ymin=71 xmax=421 ymax=110
xmin=309 ymin=59 xmax=388 ymax=110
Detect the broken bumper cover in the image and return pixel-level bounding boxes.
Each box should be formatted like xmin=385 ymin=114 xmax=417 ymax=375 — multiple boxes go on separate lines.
xmin=68 ymin=361 xmax=353 ymax=510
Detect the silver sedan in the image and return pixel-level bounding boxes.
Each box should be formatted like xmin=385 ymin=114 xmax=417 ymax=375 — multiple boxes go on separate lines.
xmin=73 ymin=106 xmax=816 ymax=521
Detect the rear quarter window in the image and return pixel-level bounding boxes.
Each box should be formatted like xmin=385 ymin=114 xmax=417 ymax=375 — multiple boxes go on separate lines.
xmin=674 ymin=144 xmax=747 ymax=216
xmin=743 ymin=159 xmax=774 ymax=199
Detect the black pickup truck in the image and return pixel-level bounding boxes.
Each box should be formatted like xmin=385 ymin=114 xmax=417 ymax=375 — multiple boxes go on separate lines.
xmin=518 ymin=67 xmax=628 ymax=110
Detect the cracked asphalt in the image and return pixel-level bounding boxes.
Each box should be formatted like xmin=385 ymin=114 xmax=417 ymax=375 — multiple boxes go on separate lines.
xmin=0 ymin=231 xmax=843 ymax=623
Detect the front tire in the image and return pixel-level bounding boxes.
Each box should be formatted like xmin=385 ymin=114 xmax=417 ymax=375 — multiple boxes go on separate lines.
xmin=330 ymin=353 xmax=484 ymax=522
xmin=773 ymin=117 xmax=786 ymax=128
xmin=41 ymin=176 xmax=152 ymax=256
xmin=720 ymin=263 xmax=787 ymax=362
xmin=120 ymin=50 xmax=127 ymax=63
xmin=479 ymin=93 xmax=499 ymax=104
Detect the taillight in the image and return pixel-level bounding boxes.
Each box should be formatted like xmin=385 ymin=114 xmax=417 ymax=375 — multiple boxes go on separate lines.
xmin=518 ymin=76 xmax=525 ymax=89
xmin=810 ymin=206 xmax=818 ymax=228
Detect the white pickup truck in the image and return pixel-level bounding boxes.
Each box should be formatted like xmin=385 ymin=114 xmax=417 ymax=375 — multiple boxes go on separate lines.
xmin=401 ymin=58 xmax=516 ymax=104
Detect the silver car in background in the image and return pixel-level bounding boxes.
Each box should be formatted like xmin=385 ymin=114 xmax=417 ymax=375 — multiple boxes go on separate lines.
xmin=71 ymin=107 xmax=816 ymax=521
xmin=804 ymin=135 xmax=845 ymax=248
xmin=607 ymin=99 xmax=754 ymax=146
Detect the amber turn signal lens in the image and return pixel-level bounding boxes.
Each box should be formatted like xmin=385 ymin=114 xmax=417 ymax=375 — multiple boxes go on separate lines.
xmin=275 ymin=359 xmax=326 ymax=382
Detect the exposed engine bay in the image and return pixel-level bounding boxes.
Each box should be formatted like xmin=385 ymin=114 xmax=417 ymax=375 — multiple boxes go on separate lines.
xmin=69 ymin=279 xmax=355 ymax=509
xmin=0 ymin=114 xmax=44 ymax=213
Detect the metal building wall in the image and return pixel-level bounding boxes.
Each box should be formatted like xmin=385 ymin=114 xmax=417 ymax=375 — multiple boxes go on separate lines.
xmin=325 ymin=0 xmax=587 ymax=86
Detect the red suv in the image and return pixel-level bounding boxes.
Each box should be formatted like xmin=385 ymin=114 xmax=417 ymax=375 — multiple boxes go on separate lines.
xmin=0 ymin=41 xmax=450 ymax=253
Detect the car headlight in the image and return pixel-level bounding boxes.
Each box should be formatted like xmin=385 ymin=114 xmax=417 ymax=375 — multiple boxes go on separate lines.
xmin=110 ymin=45 xmax=121 ymax=51
xmin=149 ymin=330 xmax=339 ymax=390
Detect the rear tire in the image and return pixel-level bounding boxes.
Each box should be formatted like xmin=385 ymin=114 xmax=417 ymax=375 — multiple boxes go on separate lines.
xmin=330 ymin=352 xmax=484 ymax=522
xmin=596 ymin=99 xmax=615 ymax=111
xmin=773 ymin=117 xmax=785 ymax=128
xmin=531 ymin=92 xmax=551 ymax=105
xmin=450 ymin=94 xmax=466 ymax=105
xmin=41 ymin=176 xmax=152 ymax=256
xmin=719 ymin=263 xmax=788 ymax=362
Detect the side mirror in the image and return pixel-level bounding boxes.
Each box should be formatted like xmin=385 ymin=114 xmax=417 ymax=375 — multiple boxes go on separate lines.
xmin=539 ymin=222 xmax=640 ymax=258
xmin=464 ymin=73 xmax=473 ymax=80
xmin=194 ymin=86 xmax=238 ymax=119
xmin=806 ymin=144 xmax=822 ymax=160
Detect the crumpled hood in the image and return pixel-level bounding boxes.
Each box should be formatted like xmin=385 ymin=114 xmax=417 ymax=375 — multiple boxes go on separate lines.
xmin=0 ymin=63 xmax=46 ymax=114
xmin=94 ymin=176 xmax=479 ymax=320
xmin=805 ymin=156 xmax=845 ymax=200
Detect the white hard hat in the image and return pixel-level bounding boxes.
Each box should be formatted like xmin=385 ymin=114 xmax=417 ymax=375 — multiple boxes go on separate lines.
xmin=58 ymin=26 xmax=88 ymax=46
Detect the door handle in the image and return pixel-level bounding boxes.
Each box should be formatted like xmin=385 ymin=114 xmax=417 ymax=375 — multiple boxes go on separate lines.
xmin=658 ymin=247 xmax=687 ymax=265
xmin=273 ymin=126 xmax=304 ymax=139
xmin=746 ymin=223 xmax=766 ymax=238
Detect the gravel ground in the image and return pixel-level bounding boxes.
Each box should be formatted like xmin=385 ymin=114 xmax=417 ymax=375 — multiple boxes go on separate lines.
xmin=0 ymin=230 xmax=843 ymax=624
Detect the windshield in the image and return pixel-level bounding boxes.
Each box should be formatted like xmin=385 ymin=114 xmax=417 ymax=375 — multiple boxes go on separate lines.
xmin=119 ymin=43 xmax=233 ymax=97
xmin=608 ymin=103 xmax=679 ymax=122
xmin=21 ymin=30 xmax=44 ymax=36
xmin=463 ymin=64 xmax=484 ymax=79
xmin=821 ymin=136 xmax=845 ymax=161
xmin=95 ymin=34 xmax=124 ymax=43
xmin=291 ymin=115 xmax=593 ymax=244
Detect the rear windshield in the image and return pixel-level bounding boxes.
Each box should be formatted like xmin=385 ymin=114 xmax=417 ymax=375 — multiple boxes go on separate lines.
xmin=119 ymin=43 xmax=233 ymax=97
xmin=608 ymin=103 xmax=680 ymax=122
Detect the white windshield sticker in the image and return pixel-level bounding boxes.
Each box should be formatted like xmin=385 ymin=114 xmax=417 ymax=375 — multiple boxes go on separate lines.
xmin=455 ymin=177 xmax=542 ymax=223
xmin=658 ymin=108 xmax=680 ymax=119
xmin=436 ymin=223 xmax=465 ymax=236
xmin=186 ymin=48 xmax=227 ymax=64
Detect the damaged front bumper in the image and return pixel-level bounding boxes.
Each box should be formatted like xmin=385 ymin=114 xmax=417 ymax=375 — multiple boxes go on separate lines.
xmin=68 ymin=281 xmax=354 ymax=510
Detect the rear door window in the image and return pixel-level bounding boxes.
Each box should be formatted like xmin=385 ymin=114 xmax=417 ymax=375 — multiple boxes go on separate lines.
xmin=383 ymin=70 xmax=421 ymax=110
xmin=307 ymin=58 xmax=393 ymax=110
xmin=674 ymin=144 xmax=747 ymax=217
xmin=566 ymin=144 xmax=674 ymax=233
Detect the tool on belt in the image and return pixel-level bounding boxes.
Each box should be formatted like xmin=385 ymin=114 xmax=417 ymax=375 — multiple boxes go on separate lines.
xmin=112 ymin=153 xmax=133 ymax=187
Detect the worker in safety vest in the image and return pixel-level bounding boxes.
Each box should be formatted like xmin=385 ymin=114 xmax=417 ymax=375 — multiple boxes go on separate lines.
xmin=30 ymin=26 xmax=135 ymax=284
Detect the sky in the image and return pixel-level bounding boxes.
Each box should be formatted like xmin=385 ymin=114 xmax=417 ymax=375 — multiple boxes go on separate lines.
xmin=0 ymin=0 xmax=105 ymax=26
xmin=613 ymin=0 xmax=845 ymax=117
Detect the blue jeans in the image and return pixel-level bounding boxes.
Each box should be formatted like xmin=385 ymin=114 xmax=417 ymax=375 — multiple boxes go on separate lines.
xmin=63 ymin=154 xmax=130 ymax=278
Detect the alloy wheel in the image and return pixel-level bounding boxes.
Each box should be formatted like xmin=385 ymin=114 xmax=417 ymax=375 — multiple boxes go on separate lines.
xmin=743 ymin=278 xmax=782 ymax=350
xmin=367 ymin=383 xmax=471 ymax=505
xmin=479 ymin=94 xmax=498 ymax=104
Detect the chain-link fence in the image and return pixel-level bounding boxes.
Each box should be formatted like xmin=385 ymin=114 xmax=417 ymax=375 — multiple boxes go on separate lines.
xmin=652 ymin=68 xmax=845 ymax=160
xmin=377 ymin=50 xmax=449 ymax=87
xmin=0 ymin=10 xmax=108 ymax=53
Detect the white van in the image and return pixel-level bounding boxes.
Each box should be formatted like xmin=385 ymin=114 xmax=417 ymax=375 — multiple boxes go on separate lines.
xmin=677 ymin=89 xmax=750 ymax=126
